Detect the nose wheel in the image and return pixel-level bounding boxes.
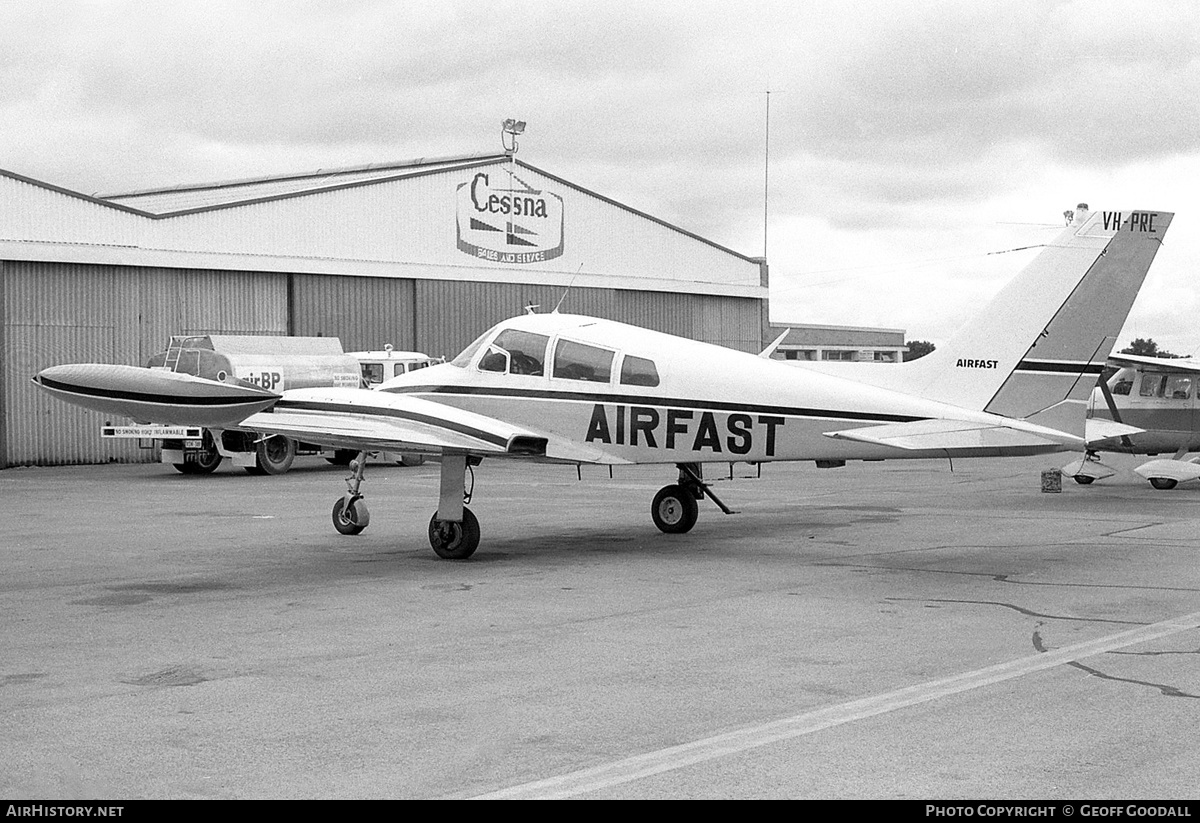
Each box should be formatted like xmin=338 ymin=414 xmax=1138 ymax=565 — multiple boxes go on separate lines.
xmin=331 ymin=452 xmax=371 ymax=535
xmin=332 ymin=496 xmax=370 ymax=534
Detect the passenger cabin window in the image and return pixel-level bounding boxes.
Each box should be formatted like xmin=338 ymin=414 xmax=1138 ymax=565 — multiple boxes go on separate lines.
xmin=1166 ymin=374 xmax=1193 ymax=400
xmin=478 ymin=329 xmax=550 ymax=375
xmin=553 ymin=339 xmax=614 ymax=382
xmin=1140 ymin=374 xmax=1168 ymax=398
xmin=620 ymin=355 xmax=660 ymax=387
xmin=1111 ymin=379 xmax=1133 ymax=396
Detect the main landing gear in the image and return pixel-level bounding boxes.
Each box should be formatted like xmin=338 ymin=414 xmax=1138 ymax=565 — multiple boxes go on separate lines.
xmin=651 ymin=463 xmax=736 ymax=534
xmin=329 ymin=450 xmax=482 ymax=560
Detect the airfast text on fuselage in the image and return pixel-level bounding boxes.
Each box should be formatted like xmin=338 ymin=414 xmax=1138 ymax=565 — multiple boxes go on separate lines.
xmin=956 ymin=359 xmax=998 ymax=369
xmin=585 ymin=404 xmax=785 ymax=456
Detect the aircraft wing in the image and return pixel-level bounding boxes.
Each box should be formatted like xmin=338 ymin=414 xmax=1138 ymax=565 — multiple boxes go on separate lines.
xmin=824 ymin=417 xmax=1084 ymax=452
xmin=240 ymin=388 xmax=631 ymax=465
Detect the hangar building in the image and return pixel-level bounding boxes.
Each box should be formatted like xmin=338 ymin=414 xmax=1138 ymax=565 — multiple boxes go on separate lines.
xmin=0 ymin=153 xmax=767 ymax=467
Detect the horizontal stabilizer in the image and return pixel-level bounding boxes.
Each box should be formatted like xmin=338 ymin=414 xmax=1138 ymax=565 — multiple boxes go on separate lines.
xmin=825 ymin=417 xmax=1082 ymax=452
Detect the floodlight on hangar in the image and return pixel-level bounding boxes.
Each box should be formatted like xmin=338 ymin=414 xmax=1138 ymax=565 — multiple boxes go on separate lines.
xmin=501 ymin=118 xmax=526 ymax=154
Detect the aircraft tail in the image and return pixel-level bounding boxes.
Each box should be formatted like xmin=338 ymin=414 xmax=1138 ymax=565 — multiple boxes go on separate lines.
xmin=889 ymin=206 xmax=1172 ymax=436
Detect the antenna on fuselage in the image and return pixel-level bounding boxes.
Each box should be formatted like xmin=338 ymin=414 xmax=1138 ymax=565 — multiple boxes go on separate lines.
xmin=552 ymin=264 xmax=584 ymax=314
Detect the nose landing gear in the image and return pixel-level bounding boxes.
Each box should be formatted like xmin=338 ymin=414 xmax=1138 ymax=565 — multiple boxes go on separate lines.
xmin=331 ymin=452 xmax=371 ymax=535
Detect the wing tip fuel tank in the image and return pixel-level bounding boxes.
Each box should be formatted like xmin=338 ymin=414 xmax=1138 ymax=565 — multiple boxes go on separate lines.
xmin=33 ymin=363 xmax=280 ymax=426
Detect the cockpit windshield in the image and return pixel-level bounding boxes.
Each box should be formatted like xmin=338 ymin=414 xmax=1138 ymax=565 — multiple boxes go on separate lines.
xmin=450 ymin=325 xmax=499 ymax=368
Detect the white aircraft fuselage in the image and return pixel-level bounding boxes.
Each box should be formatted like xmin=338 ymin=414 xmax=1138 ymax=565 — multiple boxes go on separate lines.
xmin=378 ymin=313 xmax=1066 ymax=465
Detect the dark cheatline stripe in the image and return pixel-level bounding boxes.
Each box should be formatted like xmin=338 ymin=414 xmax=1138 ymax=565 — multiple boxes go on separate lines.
xmin=271 ymin=399 xmax=510 ymax=448
xmin=1014 ymin=360 xmax=1105 ymax=375
xmin=34 ymin=375 xmax=275 ymax=407
xmin=382 ymin=385 xmax=928 ymax=424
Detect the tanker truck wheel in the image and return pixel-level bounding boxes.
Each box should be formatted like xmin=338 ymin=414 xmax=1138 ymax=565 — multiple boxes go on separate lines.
xmin=246 ymin=435 xmax=296 ymax=475
xmin=173 ymin=431 xmax=222 ymax=475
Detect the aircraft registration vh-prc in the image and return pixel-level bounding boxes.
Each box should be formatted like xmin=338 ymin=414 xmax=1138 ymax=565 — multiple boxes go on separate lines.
xmin=34 ymin=205 xmax=1171 ymax=559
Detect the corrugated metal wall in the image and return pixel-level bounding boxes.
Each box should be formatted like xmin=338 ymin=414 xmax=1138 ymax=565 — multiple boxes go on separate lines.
xmin=290 ymin=274 xmax=417 ymax=353
xmin=3 ymin=261 xmax=286 ymax=465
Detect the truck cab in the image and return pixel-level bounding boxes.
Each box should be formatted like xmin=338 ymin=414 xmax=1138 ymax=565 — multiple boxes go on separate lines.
xmin=349 ymin=345 xmax=446 ymax=387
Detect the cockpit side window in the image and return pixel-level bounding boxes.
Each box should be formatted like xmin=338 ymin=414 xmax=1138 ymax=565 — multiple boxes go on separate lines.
xmin=620 ymin=355 xmax=660 ymax=387
xmin=478 ymin=329 xmax=550 ymax=376
xmin=553 ymin=339 xmax=615 ymax=382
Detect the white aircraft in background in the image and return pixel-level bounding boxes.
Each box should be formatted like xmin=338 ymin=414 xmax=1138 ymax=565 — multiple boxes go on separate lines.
xmin=34 ymin=206 xmax=1171 ymax=559
xmin=1063 ymin=352 xmax=1200 ymax=489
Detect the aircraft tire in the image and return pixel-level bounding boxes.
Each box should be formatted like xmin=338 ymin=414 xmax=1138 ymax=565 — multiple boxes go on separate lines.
xmin=428 ymin=508 xmax=480 ymax=560
xmin=255 ymin=435 xmax=296 ymax=475
xmin=651 ymin=484 xmax=699 ymax=534
xmin=1073 ymin=475 xmax=1095 ymax=485
xmin=332 ymin=496 xmax=370 ymax=535
xmin=1149 ymin=477 xmax=1178 ymax=490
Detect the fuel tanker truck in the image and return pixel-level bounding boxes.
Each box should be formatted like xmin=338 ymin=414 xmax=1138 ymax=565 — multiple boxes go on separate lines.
xmin=103 ymin=335 xmax=439 ymax=475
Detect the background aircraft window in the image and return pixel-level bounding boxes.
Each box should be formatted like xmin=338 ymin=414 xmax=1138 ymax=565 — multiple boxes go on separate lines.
xmin=1166 ymin=374 xmax=1193 ymax=400
xmin=1140 ymin=374 xmax=1168 ymax=397
xmin=553 ymin=339 xmax=614 ymax=382
xmin=620 ymin=355 xmax=660 ymax=387
xmin=1111 ymin=379 xmax=1133 ymax=396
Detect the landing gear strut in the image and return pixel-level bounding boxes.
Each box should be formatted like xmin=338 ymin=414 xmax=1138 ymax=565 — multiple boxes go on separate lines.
xmin=651 ymin=463 xmax=736 ymax=534
xmin=331 ymin=451 xmax=371 ymax=535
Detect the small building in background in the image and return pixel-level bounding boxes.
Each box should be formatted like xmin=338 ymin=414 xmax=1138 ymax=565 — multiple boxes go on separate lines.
xmin=765 ymin=322 xmax=907 ymax=365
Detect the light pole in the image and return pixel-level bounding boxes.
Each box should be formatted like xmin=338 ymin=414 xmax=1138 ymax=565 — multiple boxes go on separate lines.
xmin=501 ymin=118 xmax=526 ymax=189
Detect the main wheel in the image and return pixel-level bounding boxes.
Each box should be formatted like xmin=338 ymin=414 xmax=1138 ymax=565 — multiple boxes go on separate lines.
xmin=1149 ymin=477 xmax=1178 ymax=490
xmin=251 ymin=436 xmax=296 ymax=475
xmin=651 ymin=484 xmax=699 ymax=534
xmin=1073 ymin=475 xmax=1095 ymax=485
xmin=428 ymin=508 xmax=480 ymax=559
xmin=332 ymin=496 xmax=370 ymax=535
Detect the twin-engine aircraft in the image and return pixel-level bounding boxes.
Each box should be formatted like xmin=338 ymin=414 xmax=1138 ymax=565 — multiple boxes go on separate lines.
xmin=1063 ymin=352 xmax=1200 ymax=489
xmin=34 ymin=206 xmax=1171 ymax=559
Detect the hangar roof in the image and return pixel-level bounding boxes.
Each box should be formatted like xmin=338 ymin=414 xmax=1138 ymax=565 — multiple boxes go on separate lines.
xmin=99 ymin=152 xmax=508 ymax=214
xmin=0 ymin=155 xmax=765 ymax=299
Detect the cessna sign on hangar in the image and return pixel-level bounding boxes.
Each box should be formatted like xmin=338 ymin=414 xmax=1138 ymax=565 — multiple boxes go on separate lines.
xmin=456 ymin=171 xmax=564 ymax=263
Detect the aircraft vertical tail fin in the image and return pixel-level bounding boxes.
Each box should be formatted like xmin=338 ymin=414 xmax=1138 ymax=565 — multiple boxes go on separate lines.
xmin=896 ymin=206 xmax=1171 ymax=435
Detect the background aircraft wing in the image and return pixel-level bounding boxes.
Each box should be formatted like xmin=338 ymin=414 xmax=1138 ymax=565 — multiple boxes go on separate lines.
xmin=240 ymin=387 xmax=631 ymax=464
xmin=1107 ymin=353 xmax=1200 ymax=372
xmin=1084 ymin=418 xmax=1146 ymax=449
xmin=824 ymin=417 xmax=1084 ymax=452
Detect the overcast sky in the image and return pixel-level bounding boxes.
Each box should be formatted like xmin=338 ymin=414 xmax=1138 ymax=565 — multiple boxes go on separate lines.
xmin=2 ymin=0 xmax=1197 ymax=352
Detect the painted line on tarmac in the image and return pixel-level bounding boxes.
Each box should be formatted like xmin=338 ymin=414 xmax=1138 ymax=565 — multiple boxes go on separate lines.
xmin=475 ymin=609 xmax=1200 ymax=799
